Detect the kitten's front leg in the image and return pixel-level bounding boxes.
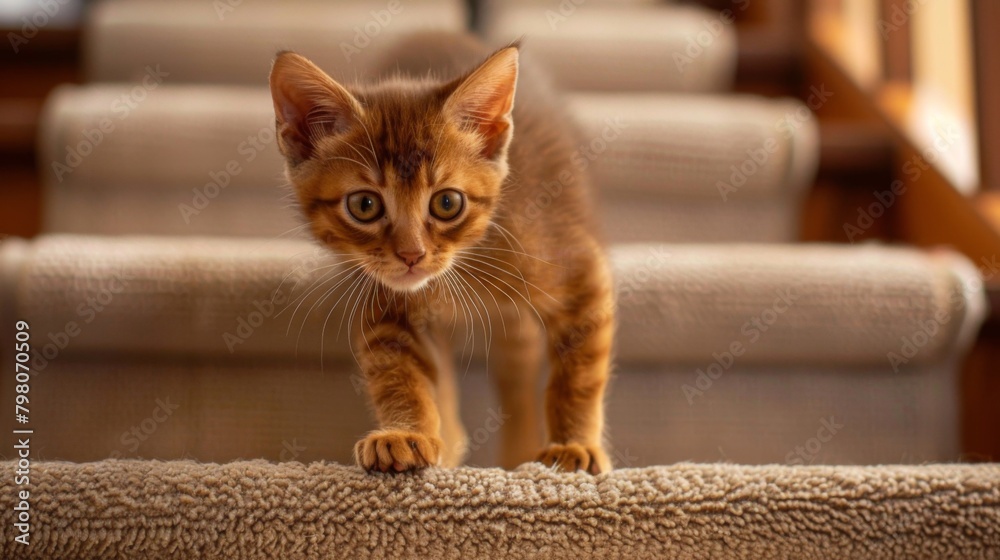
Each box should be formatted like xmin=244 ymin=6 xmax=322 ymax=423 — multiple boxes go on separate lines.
xmin=537 ymin=255 xmax=615 ymax=475
xmin=353 ymin=315 xmax=444 ymax=473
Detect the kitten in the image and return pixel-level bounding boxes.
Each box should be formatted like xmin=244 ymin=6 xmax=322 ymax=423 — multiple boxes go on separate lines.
xmin=269 ymin=33 xmax=614 ymax=474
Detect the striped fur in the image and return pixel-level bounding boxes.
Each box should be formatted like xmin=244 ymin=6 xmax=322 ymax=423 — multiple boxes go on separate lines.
xmin=270 ymin=33 xmax=614 ymax=474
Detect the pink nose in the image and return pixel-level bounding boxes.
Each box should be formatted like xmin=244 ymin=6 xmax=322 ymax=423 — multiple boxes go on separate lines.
xmin=396 ymin=250 xmax=425 ymax=267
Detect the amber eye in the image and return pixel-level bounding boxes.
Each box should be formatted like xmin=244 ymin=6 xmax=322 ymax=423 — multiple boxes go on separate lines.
xmin=346 ymin=191 xmax=384 ymax=223
xmin=430 ymin=189 xmax=464 ymax=221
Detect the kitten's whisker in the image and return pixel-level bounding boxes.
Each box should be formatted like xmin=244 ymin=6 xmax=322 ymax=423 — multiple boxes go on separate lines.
xmin=331 ymin=270 xmax=369 ymax=341
xmin=274 ymin=222 xmax=311 ymax=239
xmin=427 ymin=114 xmax=447 ymax=169
xmin=453 ymin=267 xmax=492 ymax=361
xmin=292 ymin=267 xmax=366 ymax=357
xmin=332 ymin=271 xmax=370 ymax=372
xmin=266 ymin=247 xmax=330 ymax=300
xmin=444 ymin=270 xmax=474 ymax=362
xmin=362 ymin=278 xmax=380 ymax=356
xmin=297 ymin=266 xmax=366 ymax=354
xmin=489 ymin=222 xmax=530 ymax=256
xmin=277 ymin=260 xmax=364 ymax=322
xmin=452 ymin=261 xmax=512 ymax=339
xmin=324 ymin=155 xmax=374 ymax=173
xmin=357 ymin=120 xmax=381 ymax=168
xmin=330 ymin=136 xmax=375 ymax=172
xmin=273 ymin=257 xmax=365 ymax=307
xmin=460 ymin=246 xmax=565 ymax=268
xmin=279 ymin=266 xmax=345 ymax=331
xmin=344 ymin=274 xmax=376 ymax=370
xmin=434 ymin=275 xmax=460 ymax=338
xmin=454 ymin=247 xmax=530 ymax=296
xmin=447 ymin=270 xmax=479 ymax=375
xmin=453 ymin=253 xmax=560 ymax=304
xmin=454 ymin=258 xmax=547 ymax=330
xmin=454 ymin=263 xmax=502 ymax=346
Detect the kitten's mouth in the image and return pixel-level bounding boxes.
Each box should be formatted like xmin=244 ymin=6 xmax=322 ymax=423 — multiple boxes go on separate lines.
xmin=381 ymin=267 xmax=432 ymax=292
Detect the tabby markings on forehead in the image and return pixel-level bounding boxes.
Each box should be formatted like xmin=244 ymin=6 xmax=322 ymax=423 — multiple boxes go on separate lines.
xmin=391 ymin=148 xmax=430 ymax=183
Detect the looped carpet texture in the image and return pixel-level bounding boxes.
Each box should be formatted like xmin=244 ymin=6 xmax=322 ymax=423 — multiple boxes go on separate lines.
xmin=2 ymin=460 xmax=998 ymax=559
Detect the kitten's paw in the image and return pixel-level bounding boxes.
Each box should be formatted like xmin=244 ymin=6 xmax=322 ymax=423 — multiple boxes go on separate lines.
xmin=354 ymin=430 xmax=442 ymax=473
xmin=536 ymin=442 xmax=611 ymax=474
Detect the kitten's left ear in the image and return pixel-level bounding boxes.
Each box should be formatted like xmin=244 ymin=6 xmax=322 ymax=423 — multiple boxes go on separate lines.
xmin=443 ymin=46 xmax=519 ymax=164
xmin=270 ymin=51 xmax=363 ymax=165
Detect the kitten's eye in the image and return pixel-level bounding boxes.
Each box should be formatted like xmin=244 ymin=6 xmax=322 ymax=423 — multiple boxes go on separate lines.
xmin=346 ymin=191 xmax=384 ymax=223
xmin=430 ymin=189 xmax=464 ymax=221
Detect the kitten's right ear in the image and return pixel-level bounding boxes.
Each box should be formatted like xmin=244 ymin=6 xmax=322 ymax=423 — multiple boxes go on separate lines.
xmin=269 ymin=52 xmax=363 ymax=164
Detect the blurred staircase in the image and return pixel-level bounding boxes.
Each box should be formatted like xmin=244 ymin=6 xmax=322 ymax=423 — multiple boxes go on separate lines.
xmin=0 ymin=0 xmax=988 ymax=469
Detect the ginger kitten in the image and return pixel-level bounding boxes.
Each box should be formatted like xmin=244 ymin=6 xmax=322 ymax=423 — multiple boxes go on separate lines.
xmin=269 ymin=34 xmax=614 ymax=474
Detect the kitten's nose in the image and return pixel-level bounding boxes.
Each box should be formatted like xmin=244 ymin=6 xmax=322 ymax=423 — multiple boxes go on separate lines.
xmin=396 ymin=250 xmax=425 ymax=267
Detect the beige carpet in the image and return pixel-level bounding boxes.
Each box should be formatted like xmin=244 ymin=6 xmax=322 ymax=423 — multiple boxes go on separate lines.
xmin=2 ymin=460 xmax=998 ymax=559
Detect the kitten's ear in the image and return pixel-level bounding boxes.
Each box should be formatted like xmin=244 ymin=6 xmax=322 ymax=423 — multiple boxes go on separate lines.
xmin=443 ymin=46 xmax=519 ymax=162
xmin=269 ymin=52 xmax=363 ymax=164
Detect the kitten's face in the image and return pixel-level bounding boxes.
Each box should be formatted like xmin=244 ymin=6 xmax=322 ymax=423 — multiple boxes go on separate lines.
xmin=270 ymin=48 xmax=518 ymax=292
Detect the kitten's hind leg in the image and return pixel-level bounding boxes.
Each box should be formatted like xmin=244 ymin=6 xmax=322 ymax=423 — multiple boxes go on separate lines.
xmin=492 ymin=309 xmax=545 ymax=469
